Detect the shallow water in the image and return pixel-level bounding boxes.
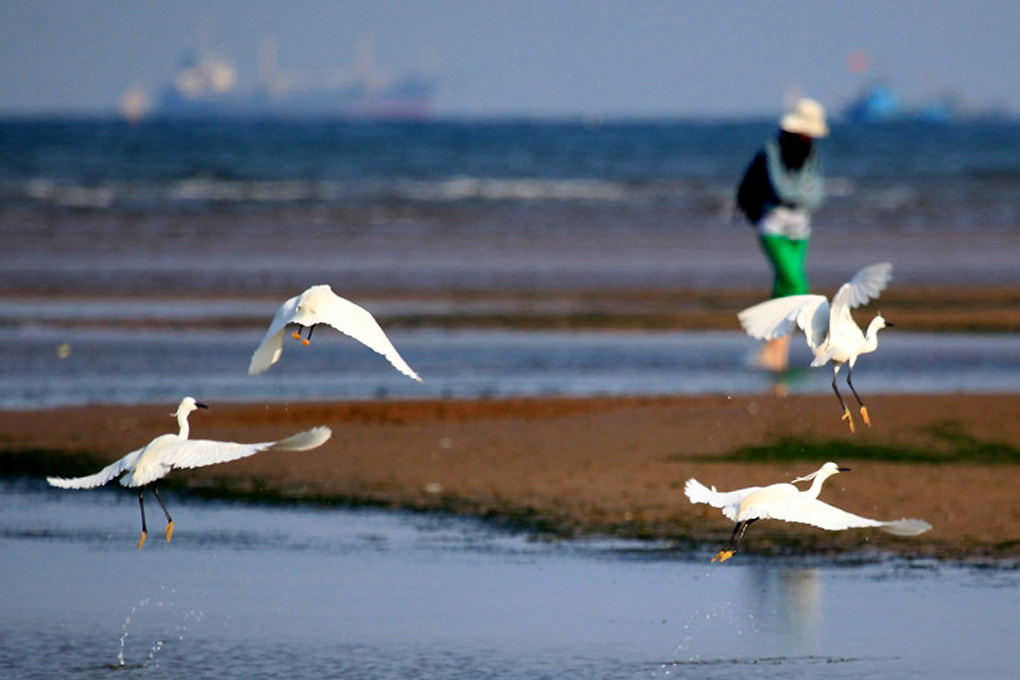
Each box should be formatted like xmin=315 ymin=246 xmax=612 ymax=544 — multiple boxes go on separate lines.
xmin=0 ymin=321 xmax=1017 ymax=409
xmin=1 ymin=478 xmax=1017 ymax=680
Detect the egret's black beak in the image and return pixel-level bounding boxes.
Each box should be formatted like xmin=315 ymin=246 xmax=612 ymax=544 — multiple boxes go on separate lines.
xmin=195 ymin=402 xmax=210 ymax=410
xmin=884 ymin=322 xmax=895 ymax=328
xmin=838 ymin=467 xmax=851 ymax=472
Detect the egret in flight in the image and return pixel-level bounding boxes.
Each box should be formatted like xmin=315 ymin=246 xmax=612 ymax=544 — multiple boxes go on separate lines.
xmin=249 ymin=284 xmax=421 ymax=381
xmin=685 ymin=462 xmax=931 ymax=563
xmin=47 ymin=397 xmax=332 ymax=549
xmin=738 ymin=262 xmax=894 ymax=432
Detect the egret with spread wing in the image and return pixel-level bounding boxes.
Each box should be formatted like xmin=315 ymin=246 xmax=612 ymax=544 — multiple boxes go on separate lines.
xmin=249 ymin=284 xmax=421 ymax=381
xmin=739 ymin=262 xmax=894 ymax=432
xmin=47 ymin=397 xmax=332 ymax=548
xmin=685 ymin=462 xmax=931 ymax=563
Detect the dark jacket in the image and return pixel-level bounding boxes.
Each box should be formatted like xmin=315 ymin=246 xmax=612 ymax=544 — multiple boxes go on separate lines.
xmin=736 ymin=138 xmax=823 ymax=224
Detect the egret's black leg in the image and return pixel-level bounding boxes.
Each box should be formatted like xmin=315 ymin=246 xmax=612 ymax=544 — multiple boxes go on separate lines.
xmin=732 ymin=518 xmax=758 ymax=555
xmin=723 ymin=520 xmax=743 ymax=549
xmin=291 ymin=324 xmax=302 ymax=341
xmin=712 ymin=520 xmax=750 ymax=563
xmin=152 ymin=486 xmax=174 ymax=543
xmin=302 ymin=325 xmax=314 ymax=346
xmin=831 ymin=370 xmax=849 ymax=412
xmin=833 ymin=366 xmax=855 ymax=433
xmin=137 ymin=490 xmax=148 ymax=550
xmin=846 ymin=364 xmax=871 ymax=427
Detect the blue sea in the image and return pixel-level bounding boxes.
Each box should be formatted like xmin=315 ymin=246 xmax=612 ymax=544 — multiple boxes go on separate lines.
xmin=1 ymin=118 xmax=1019 ymax=407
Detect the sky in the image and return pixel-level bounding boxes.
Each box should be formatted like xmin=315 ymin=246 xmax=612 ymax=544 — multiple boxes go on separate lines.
xmin=2 ymin=0 xmax=1019 ymax=119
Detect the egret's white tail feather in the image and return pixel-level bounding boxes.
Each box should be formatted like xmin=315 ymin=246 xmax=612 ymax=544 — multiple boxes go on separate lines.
xmin=268 ymin=426 xmax=333 ymax=452
xmin=879 ymin=518 xmax=932 ymax=536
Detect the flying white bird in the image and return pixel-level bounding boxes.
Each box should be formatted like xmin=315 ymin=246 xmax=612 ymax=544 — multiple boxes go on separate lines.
xmin=47 ymin=397 xmax=332 ymax=549
xmin=248 ymin=284 xmax=421 ymax=381
xmin=738 ymin=262 xmax=894 ymax=432
xmin=685 ymin=462 xmax=931 ymax=563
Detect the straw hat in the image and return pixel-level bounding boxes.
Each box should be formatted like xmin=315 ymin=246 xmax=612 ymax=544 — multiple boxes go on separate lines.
xmin=780 ymin=98 xmax=829 ymax=138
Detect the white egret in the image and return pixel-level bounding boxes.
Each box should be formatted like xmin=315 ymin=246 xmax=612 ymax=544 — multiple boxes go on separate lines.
xmin=249 ymin=284 xmax=421 ymax=381
xmin=47 ymin=397 xmax=332 ymax=549
xmin=738 ymin=262 xmax=894 ymax=432
xmin=684 ymin=462 xmax=931 ymax=563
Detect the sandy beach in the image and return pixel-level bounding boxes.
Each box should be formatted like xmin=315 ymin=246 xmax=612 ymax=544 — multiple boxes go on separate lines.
xmin=5 ymin=393 xmax=1019 ymax=561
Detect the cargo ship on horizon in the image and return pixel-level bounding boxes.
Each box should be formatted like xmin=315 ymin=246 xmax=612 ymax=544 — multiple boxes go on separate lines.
xmin=120 ymin=35 xmax=436 ymax=122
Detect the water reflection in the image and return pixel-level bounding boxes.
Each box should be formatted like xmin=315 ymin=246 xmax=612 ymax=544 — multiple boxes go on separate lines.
xmin=745 ymin=567 xmax=822 ymax=649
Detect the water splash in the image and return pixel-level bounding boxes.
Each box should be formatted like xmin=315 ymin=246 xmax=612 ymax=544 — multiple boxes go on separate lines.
xmin=115 ymin=586 xmax=203 ymax=669
xmin=117 ymin=597 xmax=150 ymax=667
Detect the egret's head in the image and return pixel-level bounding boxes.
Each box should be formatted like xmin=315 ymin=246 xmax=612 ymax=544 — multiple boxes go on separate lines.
xmin=873 ymin=312 xmax=894 ymax=330
xmin=792 ymin=461 xmax=850 ymax=483
xmin=173 ymin=396 xmax=209 ymax=418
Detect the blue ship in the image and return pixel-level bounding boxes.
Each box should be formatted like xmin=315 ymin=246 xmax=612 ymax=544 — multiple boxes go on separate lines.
xmin=842 ymin=84 xmax=955 ymax=123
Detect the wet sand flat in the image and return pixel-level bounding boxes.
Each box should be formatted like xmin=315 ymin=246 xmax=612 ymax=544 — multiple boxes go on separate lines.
xmin=5 ymin=393 xmax=1020 ymax=560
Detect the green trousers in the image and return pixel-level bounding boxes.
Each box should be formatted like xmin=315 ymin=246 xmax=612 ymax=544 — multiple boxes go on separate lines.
xmin=758 ymin=234 xmax=809 ymax=298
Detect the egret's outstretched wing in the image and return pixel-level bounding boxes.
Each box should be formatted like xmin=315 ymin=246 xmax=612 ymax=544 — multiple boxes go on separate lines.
xmin=249 ymin=294 xmax=300 ymax=375
xmin=738 ymin=294 xmax=830 ymax=352
xmin=876 ymin=518 xmax=932 ymax=536
xmin=763 ymin=496 xmax=931 ymax=535
xmin=758 ymin=495 xmax=897 ymax=532
xmin=46 ymin=448 xmax=144 ymax=489
xmin=162 ymin=427 xmax=332 ymax=470
xmin=760 ymin=496 xmax=883 ymax=530
xmin=684 ymin=478 xmax=763 ymax=522
xmin=315 ymin=292 xmax=422 ymax=382
xmin=831 ymin=262 xmax=893 ymax=314
xmin=265 ymin=426 xmax=332 ymax=452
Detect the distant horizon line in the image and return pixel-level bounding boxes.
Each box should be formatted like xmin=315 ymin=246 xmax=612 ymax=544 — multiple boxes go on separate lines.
xmin=1 ymin=109 xmax=1017 ymax=125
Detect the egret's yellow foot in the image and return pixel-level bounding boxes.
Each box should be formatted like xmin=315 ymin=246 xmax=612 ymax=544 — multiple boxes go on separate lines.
xmin=165 ymin=521 xmax=174 ymax=543
xmin=711 ymin=550 xmax=734 ymax=564
xmin=291 ymin=331 xmax=301 ymax=340
xmin=301 ymin=339 xmax=311 ymax=346
xmin=137 ymin=530 xmax=147 ymax=550
xmin=841 ymin=408 xmax=856 ymax=434
xmin=860 ymin=406 xmax=872 ymax=428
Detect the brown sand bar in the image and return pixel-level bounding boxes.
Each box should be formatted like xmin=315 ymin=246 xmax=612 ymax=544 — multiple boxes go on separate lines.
xmin=4 ymin=393 xmax=1020 ymax=560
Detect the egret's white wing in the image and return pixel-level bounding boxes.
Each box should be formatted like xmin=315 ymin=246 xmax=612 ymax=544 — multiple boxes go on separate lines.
xmin=738 ymin=294 xmax=830 ymax=352
xmin=314 ymin=292 xmax=422 ymax=382
xmin=758 ymin=496 xmax=886 ymax=531
xmin=249 ymin=295 xmax=300 ymax=375
xmin=267 ymin=426 xmax=332 ymax=452
xmin=738 ymin=295 xmax=814 ymax=340
xmin=162 ymin=427 xmax=332 ymax=470
xmin=46 ymin=448 xmax=144 ymax=489
xmin=878 ymin=518 xmax=932 ymax=536
xmin=161 ymin=439 xmax=274 ymax=470
xmin=830 ymin=262 xmax=893 ymax=314
xmin=684 ymin=478 xmax=763 ymax=522
xmin=796 ymin=298 xmax=831 ymax=352
xmin=761 ymin=496 xmax=931 ymax=536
